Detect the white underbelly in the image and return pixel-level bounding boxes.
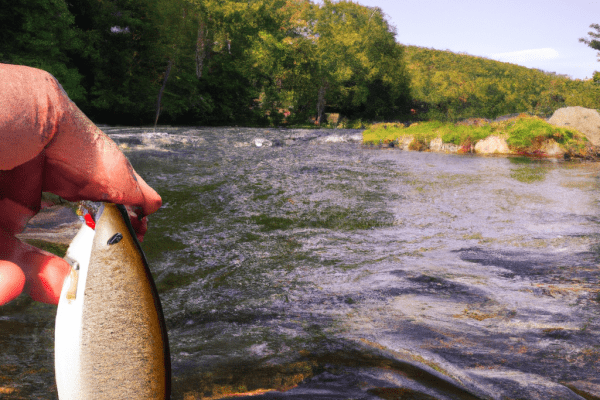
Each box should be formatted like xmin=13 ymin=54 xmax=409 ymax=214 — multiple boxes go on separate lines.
xmin=54 ymin=223 xmax=95 ymax=400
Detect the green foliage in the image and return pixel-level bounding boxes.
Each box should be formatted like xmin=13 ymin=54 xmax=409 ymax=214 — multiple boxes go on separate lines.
xmin=311 ymin=1 xmax=411 ymax=121
xmin=579 ymin=23 xmax=600 ymax=53
xmin=440 ymin=124 xmax=492 ymax=145
xmin=405 ymin=46 xmax=600 ymax=122
xmin=503 ymin=116 xmax=579 ymax=150
xmin=8 ymin=1 xmax=599 ymax=127
xmin=0 ymin=0 xmax=89 ymax=103
xmin=363 ymin=115 xmax=588 ymax=155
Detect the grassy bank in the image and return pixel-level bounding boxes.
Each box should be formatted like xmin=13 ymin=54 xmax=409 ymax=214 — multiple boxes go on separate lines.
xmin=363 ymin=115 xmax=590 ymax=156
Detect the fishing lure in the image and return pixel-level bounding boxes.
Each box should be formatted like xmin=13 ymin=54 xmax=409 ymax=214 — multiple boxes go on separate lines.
xmin=55 ymin=202 xmax=171 ymax=399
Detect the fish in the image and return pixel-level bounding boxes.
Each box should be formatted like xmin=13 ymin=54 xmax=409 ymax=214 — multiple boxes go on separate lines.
xmin=55 ymin=202 xmax=171 ymax=399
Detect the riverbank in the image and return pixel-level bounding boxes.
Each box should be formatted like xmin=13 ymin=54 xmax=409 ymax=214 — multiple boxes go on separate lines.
xmin=362 ymin=114 xmax=598 ymax=159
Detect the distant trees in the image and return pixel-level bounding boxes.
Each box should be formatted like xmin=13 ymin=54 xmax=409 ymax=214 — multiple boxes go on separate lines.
xmin=405 ymin=46 xmax=600 ymax=122
xmin=0 ymin=0 xmax=90 ymax=104
xmin=311 ymin=0 xmax=410 ymax=122
xmin=0 ymin=0 xmax=411 ymax=126
xmin=2 ymin=2 xmax=599 ymax=126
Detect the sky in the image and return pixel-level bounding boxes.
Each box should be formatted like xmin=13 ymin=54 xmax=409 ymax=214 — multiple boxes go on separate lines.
xmin=351 ymin=0 xmax=600 ymax=80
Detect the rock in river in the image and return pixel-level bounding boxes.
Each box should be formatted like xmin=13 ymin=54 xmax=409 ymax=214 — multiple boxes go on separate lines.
xmin=548 ymin=106 xmax=600 ymax=146
xmin=254 ymin=138 xmax=272 ymax=147
xmin=474 ymin=135 xmax=510 ymax=154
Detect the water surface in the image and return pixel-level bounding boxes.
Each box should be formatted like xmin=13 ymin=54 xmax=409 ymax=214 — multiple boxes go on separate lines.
xmin=2 ymin=127 xmax=600 ymax=399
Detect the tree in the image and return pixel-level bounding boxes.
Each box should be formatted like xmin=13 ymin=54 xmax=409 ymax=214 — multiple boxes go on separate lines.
xmin=66 ymin=0 xmax=167 ymax=124
xmin=311 ymin=1 xmax=410 ymax=122
xmin=0 ymin=0 xmax=89 ymax=103
xmin=580 ymin=23 xmax=600 ymax=60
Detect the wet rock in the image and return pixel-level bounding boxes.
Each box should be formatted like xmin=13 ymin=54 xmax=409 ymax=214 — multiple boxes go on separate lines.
xmin=142 ymin=131 xmax=170 ymax=144
xmin=429 ymin=138 xmax=443 ymax=152
xmin=398 ymin=136 xmax=414 ymax=150
xmin=316 ymin=133 xmax=362 ymax=144
xmin=540 ymin=139 xmax=565 ymax=157
xmin=254 ymin=138 xmax=273 ymax=147
xmin=564 ymin=380 xmax=600 ymax=400
xmin=474 ymin=136 xmax=510 ymax=154
xmin=548 ymin=106 xmax=600 ymax=146
xmin=429 ymin=138 xmax=460 ymax=153
xmin=109 ymin=134 xmax=143 ymax=147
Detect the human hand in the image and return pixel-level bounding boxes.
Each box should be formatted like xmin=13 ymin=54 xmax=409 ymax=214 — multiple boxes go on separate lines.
xmin=0 ymin=64 xmax=162 ymax=306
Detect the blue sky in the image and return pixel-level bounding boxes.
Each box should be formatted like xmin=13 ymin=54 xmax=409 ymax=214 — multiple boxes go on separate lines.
xmin=352 ymin=0 xmax=600 ymax=80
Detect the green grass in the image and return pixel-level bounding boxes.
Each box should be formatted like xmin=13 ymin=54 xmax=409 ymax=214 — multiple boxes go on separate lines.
xmin=362 ymin=115 xmax=588 ymax=156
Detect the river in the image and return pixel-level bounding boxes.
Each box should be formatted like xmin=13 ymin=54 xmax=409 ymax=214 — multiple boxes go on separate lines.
xmin=1 ymin=127 xmax=600 ymax=399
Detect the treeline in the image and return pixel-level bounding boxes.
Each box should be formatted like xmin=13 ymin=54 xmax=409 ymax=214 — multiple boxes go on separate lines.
xmin=0 ymin=0 xmax=411 ymax=126
xmin=405 ymin=46 xmax=600 ymax=122
xmin=2 ymin=1 xmax=599 ymax=126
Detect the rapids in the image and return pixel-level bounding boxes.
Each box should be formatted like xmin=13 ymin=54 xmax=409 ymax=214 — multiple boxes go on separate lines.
xmin=1 ymin=127 xmax=599 ymax=399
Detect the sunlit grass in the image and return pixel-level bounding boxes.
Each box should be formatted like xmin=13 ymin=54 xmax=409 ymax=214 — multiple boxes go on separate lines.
xmin=362 ymin=115 xmax=588 ymax=156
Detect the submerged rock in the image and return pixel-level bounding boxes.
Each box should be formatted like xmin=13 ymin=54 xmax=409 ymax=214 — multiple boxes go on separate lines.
xmin=429 ymin=137 xmax=459 ymax=153
xmin=548 ymin=106 xmax=600 ymax=146
xmin=474 ymin=135 xmax=510 ymax=154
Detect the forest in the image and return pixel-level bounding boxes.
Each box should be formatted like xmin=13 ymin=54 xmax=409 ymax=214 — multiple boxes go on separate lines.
xmin=405 ymin=46 xmax=600 ymax=122
xmin=1 ymin=0 xmax=599 ymax=127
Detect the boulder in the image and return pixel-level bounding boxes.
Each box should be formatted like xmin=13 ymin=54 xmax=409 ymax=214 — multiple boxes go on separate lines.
xmin=548 ymin=106 xmax=600 ymax=146
xmin=430 ymin=137 xmax=460 ymax=153
xmin=398 ymin=136 xmax=414 ymax=151
xmin=429 ymin=138 xmax=443 ymax=152
xmin=474 ymin=136 xmax=510 ymax=154
xmin=540 ymin=139 xmax=565 ymax=157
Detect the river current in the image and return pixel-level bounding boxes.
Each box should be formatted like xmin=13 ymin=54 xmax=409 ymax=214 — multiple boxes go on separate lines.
xmin=2 ymin=127 xmax=600 ymax=399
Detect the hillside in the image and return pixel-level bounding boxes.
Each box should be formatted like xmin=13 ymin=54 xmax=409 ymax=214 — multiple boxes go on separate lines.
xmin=404 ymin=45 xmax=600 ymax=122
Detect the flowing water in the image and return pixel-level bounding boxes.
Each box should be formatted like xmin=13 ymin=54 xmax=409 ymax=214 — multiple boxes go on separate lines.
xmin=2 ymin=127 xmax=600 ymax=399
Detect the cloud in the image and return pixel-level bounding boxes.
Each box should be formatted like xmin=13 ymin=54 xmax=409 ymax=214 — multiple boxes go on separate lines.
xmin=490 ymin=48 xmax=560 ymax=63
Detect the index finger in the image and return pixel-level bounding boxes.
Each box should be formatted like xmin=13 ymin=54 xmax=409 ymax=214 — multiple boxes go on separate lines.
xmin=42 ymin=95 xmax=162 ymax=217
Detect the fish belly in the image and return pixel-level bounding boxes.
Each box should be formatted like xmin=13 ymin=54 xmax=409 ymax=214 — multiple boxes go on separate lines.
xmin=55 ymin=223 xmax=95 ymax=399
xmin=55 ymin=204 xmax=170 ymax=399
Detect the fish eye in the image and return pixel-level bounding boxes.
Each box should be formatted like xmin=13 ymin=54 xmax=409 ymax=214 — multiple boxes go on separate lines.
xmin=107 ymin=233 xmax=124 ymax=245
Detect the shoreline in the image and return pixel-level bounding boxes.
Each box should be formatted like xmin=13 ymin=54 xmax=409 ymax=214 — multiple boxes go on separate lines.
xmin=361 ymin=138 xmax=600 ymax=161
xmin=362 ymin=113 xmax=600 ymax=161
